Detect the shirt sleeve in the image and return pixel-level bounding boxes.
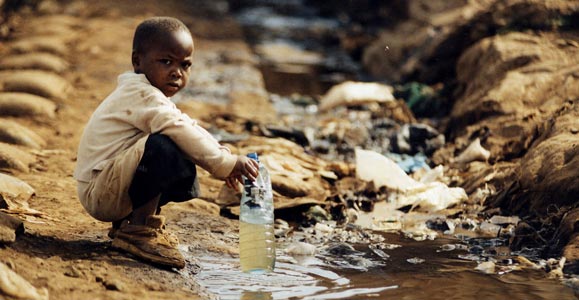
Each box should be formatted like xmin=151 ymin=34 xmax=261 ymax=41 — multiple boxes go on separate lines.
xmin=130 ymin=90 xmax=237 ymax=179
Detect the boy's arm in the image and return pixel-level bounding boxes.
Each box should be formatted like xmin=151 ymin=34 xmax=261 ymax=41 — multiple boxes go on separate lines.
xmin=137 ymin=103 xmax=237 ymax=179
xmin=163 ymin=122 xmax=237 ymax=179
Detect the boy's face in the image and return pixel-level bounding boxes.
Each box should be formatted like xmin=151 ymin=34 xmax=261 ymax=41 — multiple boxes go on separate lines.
xmin=132 ymin=29 xmax=194 ymax=97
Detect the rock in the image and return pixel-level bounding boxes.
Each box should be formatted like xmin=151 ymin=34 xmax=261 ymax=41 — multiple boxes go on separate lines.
xmin=0 ymin=119 xmax=47 ymax=149
xmin=0 ymin=92 xmax=57 ymax=119
xmin=319 ymin=81 xmax=395 ymax=112
xmin=0 ymin=211 xmax=24 ymax=243
xmin=0 ymin=262 xmax=49 ymax=300
xmin=0 ymin=70 xmax=71 ymax=100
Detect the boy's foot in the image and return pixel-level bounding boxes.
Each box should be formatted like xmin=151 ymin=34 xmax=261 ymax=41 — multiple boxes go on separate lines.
xmin=108 ymin=215 xmax=179 ymax=247
xmin=111 ymin=217 xmax=185 ymax=269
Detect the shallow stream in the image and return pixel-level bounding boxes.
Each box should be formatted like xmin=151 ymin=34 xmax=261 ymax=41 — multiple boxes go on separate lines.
xmin=182 ymin=232 xmax=576 ymax=299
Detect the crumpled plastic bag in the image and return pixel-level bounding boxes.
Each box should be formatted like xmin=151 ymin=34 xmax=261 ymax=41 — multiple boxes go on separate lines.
xmin=355 ymin=148 xmax=466 ymax=212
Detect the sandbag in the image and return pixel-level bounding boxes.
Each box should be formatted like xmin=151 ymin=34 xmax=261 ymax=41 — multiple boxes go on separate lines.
xmin=0 ymin=92 xmax=57 ymax=119
xmin=0 ymin=53 xmax=69 ymax=73
xmin=0 ymin=119 xmax=46 ymax=149
xmin=0 ymin=142 xmax=36 ymax=173
xmin=9 ymin=36 xmax=69 ymax=56
xmin=0 ymin=70 xmax=70 ymax=100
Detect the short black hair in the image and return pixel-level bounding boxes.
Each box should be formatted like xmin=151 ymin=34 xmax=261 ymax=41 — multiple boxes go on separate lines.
xmin=132 ymin=17 xmax=191 ymax=53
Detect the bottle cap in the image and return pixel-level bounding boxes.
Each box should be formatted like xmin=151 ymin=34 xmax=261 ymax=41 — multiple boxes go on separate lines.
xmin=247 ymin=152 xmax=259 ymax=161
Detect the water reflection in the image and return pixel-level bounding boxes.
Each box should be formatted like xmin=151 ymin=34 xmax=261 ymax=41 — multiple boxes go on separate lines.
xmin=181 ymin=232 xmax=577 ymax=300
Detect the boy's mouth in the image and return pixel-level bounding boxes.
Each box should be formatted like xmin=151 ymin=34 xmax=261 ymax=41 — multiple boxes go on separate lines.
xmin=167 ymin=82 xmax=181 ymax=90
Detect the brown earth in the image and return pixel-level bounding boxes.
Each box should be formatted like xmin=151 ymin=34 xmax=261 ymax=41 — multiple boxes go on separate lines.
xmin=1 ymin=0 xmax=579 ymax=299
xmin=0 ymin=1 xmax=253 ymax=299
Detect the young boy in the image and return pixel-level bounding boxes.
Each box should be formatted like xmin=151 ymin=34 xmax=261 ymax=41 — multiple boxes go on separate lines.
xmin=73 ymin=17 xmax=258 ymax=269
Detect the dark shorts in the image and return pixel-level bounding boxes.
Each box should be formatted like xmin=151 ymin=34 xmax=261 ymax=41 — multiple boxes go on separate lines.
xmin=128 ymin=133 xmax=200 ymax=210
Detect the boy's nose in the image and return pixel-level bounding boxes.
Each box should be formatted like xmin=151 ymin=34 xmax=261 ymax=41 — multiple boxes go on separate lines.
xmin=170 ymin=68 xmax=182 ymax=79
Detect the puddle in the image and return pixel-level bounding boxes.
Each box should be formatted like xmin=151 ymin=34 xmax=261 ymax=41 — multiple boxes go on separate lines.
xmin=180 ymin=232 xmax=577 ymax=300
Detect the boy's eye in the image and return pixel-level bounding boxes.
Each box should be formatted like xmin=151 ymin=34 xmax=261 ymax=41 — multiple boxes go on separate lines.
xmin=182 ymin=62 xmax=192 ymax=69
xmin=160 ymin=59 xmax=171 ymax=65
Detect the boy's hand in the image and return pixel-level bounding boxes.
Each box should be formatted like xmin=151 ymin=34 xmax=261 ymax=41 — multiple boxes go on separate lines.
xmin=225 ymin=155 xmax=259 ymax=191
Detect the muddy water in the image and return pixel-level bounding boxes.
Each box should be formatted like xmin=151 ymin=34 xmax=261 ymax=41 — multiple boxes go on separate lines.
xmin=181 ymin=232 xmax=576 ymax=300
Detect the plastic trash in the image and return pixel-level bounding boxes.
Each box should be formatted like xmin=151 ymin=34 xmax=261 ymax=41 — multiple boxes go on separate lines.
xmin=285 ymin=241 xmax=317 ymax=256
xmin=475 ymin=261 xmax=496 ymax=274
xmin=355 ymin=148 xmax=467 ymax=212
xmin=239 ymin=153 xmax=276 ymax=273
xmin=454 ymin=138 xmax=490 ymax=164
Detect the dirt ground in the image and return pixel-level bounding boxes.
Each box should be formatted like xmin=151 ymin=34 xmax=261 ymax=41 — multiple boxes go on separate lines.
xmin=0 ymin=1 xmax=248 ymax=299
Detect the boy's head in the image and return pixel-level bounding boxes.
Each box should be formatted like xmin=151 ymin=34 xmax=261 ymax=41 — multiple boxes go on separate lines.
xmin=132 ymin=17 xmax=193 ymax=97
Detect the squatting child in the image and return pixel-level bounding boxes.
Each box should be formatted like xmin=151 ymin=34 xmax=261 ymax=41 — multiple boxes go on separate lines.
xmin=73 ymin=16 xmax=258 ymax=269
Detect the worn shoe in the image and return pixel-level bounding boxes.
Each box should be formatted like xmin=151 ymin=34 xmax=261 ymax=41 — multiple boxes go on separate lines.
xmin=145 ymin=215 xmax=180 ymax=247
xmin=108 ymin=216 xmax=179 ymax=247
xmin=111 ymin=218 xmax=185 ymax=269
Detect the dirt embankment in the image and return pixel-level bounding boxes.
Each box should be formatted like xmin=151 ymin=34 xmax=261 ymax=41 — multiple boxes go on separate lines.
xmin=361 ymin=0 xmax=579 ymax=269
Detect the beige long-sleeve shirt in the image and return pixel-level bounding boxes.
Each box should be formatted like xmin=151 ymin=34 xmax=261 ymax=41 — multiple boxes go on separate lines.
xmin=74 ymin=72 xmax=237 ymax=183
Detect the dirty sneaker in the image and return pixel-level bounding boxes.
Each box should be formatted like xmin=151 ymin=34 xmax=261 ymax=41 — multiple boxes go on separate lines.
xmin=145 ymin=215 xmax=180 ymax=247
xmin=111 ymin=219 xmax=185 ymax=269
xmin=108 ymin=216 xmax=179 ymax=247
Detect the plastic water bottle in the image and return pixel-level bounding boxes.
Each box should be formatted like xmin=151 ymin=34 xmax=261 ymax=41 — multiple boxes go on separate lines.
xmin=239 ymin=153 xmax=276 ymax=273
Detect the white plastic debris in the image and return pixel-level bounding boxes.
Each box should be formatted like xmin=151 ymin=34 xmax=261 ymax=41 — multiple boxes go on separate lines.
xmin=319 ymin=81 xmax=395 ymax=112
xmin=407 ymin=257 xmax=425 ymax=264
xmin=355 ymin=148 xmax=420 ymax=191
xmin=454 ymin=138 xmax=490 ymax=164
xmin=314 ymin=222 xmax=334 ymax=234
xmin=355 ymin=148 xmax=466 ymax=212
xmin=475 ymin=261 xmax=496 ymax=274
xmin=418 ymin=165 xmax=445 ymax=184
xmin=285 ymin=241 xmax=317 ymax=256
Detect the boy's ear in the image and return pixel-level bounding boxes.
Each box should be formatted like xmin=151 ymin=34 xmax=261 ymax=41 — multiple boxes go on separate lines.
xmin=131 ymin=51 xmax=140 ymax=71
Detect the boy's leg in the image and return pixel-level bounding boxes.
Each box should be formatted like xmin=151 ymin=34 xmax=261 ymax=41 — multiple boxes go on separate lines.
xmin=128 ymin=133 xmax=199 ymax=214
xmin=112 ymin=133 xmax=198 ymax=269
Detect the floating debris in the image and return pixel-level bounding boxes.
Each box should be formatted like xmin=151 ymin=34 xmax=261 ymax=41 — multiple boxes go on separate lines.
xmin=407 ymin=257 xmax=425 ymax=264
